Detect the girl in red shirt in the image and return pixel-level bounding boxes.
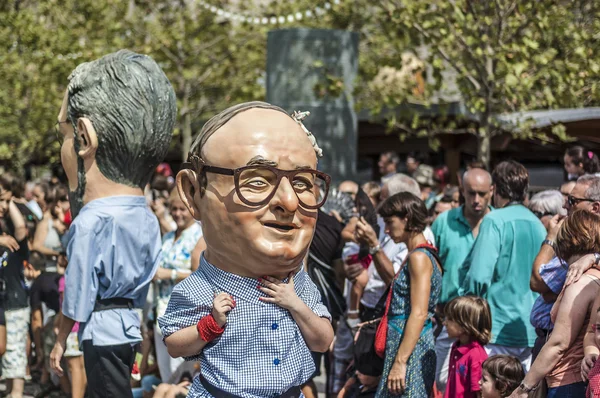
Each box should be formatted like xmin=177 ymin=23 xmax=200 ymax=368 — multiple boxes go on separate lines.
xmin=443 ymin=296 xmax=492 ymax=398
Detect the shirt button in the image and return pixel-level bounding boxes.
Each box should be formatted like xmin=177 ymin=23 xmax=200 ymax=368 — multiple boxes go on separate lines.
xmin=271 ymin=323 xmax=278 ymax=330
xmin=273 ymin=358 xmax=280 ymax=365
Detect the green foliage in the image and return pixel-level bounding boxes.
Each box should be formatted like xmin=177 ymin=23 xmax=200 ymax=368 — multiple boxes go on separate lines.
xmin=2 ymin=0 xmax=598 ymax=170
xmin=0 ymin=0 xmax=266 ymax=169
xmin=367 ymin=0 xmax=600 ymax=166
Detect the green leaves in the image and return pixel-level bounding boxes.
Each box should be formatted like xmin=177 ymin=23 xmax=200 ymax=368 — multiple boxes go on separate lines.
xmin=364 ymin=0 xmax=600 ymax=167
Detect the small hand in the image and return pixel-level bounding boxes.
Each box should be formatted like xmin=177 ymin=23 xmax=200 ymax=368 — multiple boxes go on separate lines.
xmin=546 ymin=214 xmax=564 ymax=240
xmin=0 ymin=234 xmax=19 ymax=252
xmin=50 ymin=340 xmax=66 ymax=377
xmin=212 ymin=292 xmax=235 ymax=328
xmin=150 ymin=199 xmax=167 ymax=219
xmin=582 ymin=353 xmax=597 ymax=381
xmin=258 ymin=273 xmax=302 ymax=311
xmin=343 ymin=261 xmax=364 ymax=282
xmin=387 ymin=360 xmax=407 ymax=395
xmin=565 ymin=253 xmax=596 ymax=286
xmin=354 ymin=217 xmax=378 ymax=247
xmin=53 ymin=219 xmax=67 ymax=235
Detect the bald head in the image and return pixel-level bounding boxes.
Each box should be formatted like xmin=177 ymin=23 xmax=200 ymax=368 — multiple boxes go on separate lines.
xmin=189 ymin=101 xmax=322 ymax=166
xmin=462 ymin=168 xmax=493 ymax=218
xmin=463 ymin=168 xmax=492 ymax=188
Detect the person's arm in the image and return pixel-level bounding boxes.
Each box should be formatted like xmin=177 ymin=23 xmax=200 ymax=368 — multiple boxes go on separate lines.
xmin=50 ymin=313 xmax=76 ymax=376
xmin=387 ymin=251 xmax=434 ymax=395
xmin=32 ymin=218 xmax=60 ymax=256
xmin=582 ymin=293 xmax=600 ymax=380
xmin=31 ymin=308 xmax=44 ymax=366
xmin=158 ymin=285 xmax=235 ymax=358
xmin=8 ymin=200 xmax=26 ymax=242
xmin=341 ymin=217 xmax=358 ymax=243
xmin=565 ymin=253 xmax=599 ymax=286
xmin=530 ymin=245 xmax=556 ymax=294
xmin=509 ymin=277 xmax=595 ymax=397
xmin=154 ymin=267 xmax=192 ymax=284
xmin=259 ymin=274 xmax=334 ymax=353
xmin=460 ymin=219 xmax=500 ymax=297
xmin=190 ymin=236 xmax=206 ymax=272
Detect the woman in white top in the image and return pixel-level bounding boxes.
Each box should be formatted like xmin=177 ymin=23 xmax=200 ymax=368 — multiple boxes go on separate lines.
xmin=153 ymin=189 xmax=203 ymax=382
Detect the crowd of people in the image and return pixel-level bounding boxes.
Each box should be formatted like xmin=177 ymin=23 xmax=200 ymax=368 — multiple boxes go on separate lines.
xmin=2 ymin=142 xmax=600 ymax=398
xmin=3 ymin=47 xmax=600 ymax=398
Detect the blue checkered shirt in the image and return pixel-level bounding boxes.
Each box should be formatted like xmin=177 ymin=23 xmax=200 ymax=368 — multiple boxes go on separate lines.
xmin=158 ymin=255 xmax=331 ymax=397
xmin=529 ymin=256 xmax=568 ymax=330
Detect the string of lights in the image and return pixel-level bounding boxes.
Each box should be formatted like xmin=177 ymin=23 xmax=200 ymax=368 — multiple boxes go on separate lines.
xmin=197 ymin=0 xmax=340 ymax=24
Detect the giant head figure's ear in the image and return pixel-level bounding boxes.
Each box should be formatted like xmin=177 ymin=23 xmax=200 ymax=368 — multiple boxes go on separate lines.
xmin=176 ymin=169 xmax=202 ymax=220
xmin=76 ymin=118 xmax=98 ymax=161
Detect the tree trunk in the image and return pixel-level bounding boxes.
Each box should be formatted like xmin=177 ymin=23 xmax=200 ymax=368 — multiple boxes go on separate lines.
xmin=477 ymin=128 xmax=491 ymax=170
xmin=181 ymin=112 xmax=192 ymax=162
xmin=180 ymin=81 xmax=192 ymax=162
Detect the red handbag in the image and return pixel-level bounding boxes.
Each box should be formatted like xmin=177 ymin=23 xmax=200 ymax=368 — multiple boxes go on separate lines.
xmin=374 ymin=243 xmax=438 ymax=358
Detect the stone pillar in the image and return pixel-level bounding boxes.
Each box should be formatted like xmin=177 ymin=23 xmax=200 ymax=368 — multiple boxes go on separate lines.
xmin=267 ymin=28 xmax=359 ymax=185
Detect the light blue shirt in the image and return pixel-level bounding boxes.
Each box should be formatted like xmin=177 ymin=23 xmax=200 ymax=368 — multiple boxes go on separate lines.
xmin=159 ymin=255 xmax=331 ymax=398
xmin=62 ymin=196 xmax=161 ymax=346
xmin=529 ymin=256 xmax=568 ymax=330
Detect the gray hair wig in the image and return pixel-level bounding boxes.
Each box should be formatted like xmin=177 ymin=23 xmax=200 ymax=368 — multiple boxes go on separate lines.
xmin=528 ymin=190 xmax=566 ymax=217
xmin=386 ymin=173 xmax=421 ymax=198
xmin=577 ymin=174 xmax=600 ymax=201
xmin=67 ymin=50 xmax=177 ymax=189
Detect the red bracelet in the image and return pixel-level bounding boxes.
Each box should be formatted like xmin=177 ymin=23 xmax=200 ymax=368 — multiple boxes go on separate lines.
xmin=196 ymin=314 xmax=225 ymax=342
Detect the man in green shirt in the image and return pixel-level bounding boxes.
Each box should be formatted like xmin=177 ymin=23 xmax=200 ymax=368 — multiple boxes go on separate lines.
xmin=432 ymin=167 xmax=493 ymax=393
xmin=460 ymin=161 xmax=546 ymax=372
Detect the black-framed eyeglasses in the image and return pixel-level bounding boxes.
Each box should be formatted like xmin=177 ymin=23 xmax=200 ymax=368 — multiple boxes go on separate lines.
xmin=183 ymin=157 xmax=331 ymax=210
xmin=567 ymin=194 xmax=596 ymax=207
xmin=532 ymin=210 xmax=554 ymax=219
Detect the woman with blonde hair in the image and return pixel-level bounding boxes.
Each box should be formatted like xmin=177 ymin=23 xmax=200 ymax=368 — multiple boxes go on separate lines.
xmin=509 ymin=209 xmax=600 ymax=397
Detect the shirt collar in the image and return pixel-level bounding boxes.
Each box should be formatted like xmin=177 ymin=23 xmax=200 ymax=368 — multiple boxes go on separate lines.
xmin=198 ymin=255 xmax=306 ymax=303
xmin=453 ymin=340 xmax=483 ymax=355
xmin=81 ymin=195 xmax=147 ymax=212
xmin=454 ymin=205 xmax=494 ymax=228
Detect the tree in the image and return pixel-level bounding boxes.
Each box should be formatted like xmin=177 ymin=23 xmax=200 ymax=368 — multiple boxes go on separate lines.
xmin=0 ymin=0 xmax=135 ymax=171
xmin=0 ymin=0 xmax=266 ymax=170
xmin=364 ymin=0 xmax=600 ymax=168
xmin=127 ymin=0 xmax=266 ymax=161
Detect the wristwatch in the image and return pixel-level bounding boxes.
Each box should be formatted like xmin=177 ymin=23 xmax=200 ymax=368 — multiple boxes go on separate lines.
xmin=518 ymin=382 xmax=537 ymax=393
xmin=369 ymin=244 xmax=381 ymax=255
xmin=170 ymin=269 xmax=177 ymax=282
xmin=594 ymin=253 xmax=600 ymax=266
xmin=542 ymin=239 xmax=555 ymax=250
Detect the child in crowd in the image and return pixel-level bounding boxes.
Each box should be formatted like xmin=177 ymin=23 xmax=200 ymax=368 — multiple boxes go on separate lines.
xmin=443 ymin=296 xmax=492 ymax=398
xmin=479 ymin=355 xmax=525 ymax=398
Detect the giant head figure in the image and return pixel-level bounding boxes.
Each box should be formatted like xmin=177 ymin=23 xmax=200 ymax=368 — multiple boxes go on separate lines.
xmin=176 ymin=102 xmax=330 ymax=279
xmin=57 ymin=50 xmax=177 ymax=217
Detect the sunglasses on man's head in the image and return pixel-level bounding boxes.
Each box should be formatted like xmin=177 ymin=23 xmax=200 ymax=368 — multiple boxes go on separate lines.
xmin=567 ymin=194 xmax=596 ymax=207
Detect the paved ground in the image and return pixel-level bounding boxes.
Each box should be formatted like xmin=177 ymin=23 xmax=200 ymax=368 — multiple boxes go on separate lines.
xmin=0 ymin=367 xmax=328 ymax=397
